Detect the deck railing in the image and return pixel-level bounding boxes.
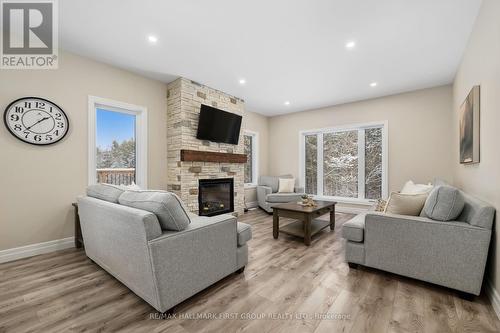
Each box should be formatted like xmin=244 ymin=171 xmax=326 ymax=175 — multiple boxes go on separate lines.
xmin=97 ymin=168 xmax=136 ymax=186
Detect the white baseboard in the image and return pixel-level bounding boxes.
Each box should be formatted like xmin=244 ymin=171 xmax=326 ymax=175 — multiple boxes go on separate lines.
xmin=486 ymin=279 xmax=500 ymax=320
xmin=335 ymin=206 xmax=368 ymax=215
xmin=0 ymin=237 xmax=75 ymax=264
xmin=246 ymin=201 xmax=258 ymax=209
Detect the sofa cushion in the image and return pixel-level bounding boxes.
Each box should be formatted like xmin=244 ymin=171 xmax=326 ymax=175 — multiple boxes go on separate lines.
xmin=423 ymin=185 xmax=465 ymax=221
xmin=87 ymin=184 xmax=125 ymax=203
xmin=385 ymin=192 xmax=428 ymax=216
xmin=342 ymin=214 xmax=365 ymax=242
xmin=237 ymin=222 xmax=252 ymax=246
xmin=259 ymin=174 xmax=293 ymax=193
xmin=266 ymin=192 xmax=302 ymax=203
xmin=119 ymin=190 xmax=191 ymax=231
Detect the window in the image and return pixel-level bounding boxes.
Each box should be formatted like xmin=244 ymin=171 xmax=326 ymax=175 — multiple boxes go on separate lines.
xmin=88 ymin=96 xmax=148 ymax=188
xmin=323 ymin=130 xmax=359 ymax=198
xmin=244 ymin=130 xmax=258 ymax=185
xmin=304 ymin=134 xmax=318 ymax=194
xmin=300 ymin=122 xmax=387 ymax=202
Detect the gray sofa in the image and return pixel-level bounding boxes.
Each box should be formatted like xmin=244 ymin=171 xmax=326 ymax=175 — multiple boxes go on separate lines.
xmin=257 ymin=174 xmax=305 ymax=213
xmin=77 ymin=195 xmax=251 ymax=313
xmin=342 ymin=188 xmax=494 ymax=296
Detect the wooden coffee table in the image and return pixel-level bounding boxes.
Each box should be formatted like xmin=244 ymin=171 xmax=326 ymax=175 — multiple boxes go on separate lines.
xmin=272 ymin=200 xmax=337 ymax=246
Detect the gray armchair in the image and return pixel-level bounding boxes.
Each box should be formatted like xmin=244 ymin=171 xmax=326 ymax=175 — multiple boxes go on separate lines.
xmin=257 ymin=174 xmax=305 ymax=213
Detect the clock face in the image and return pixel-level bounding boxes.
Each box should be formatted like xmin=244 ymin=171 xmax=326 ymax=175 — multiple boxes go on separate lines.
xmin=4 ymin=97 xmax=69 ymax=145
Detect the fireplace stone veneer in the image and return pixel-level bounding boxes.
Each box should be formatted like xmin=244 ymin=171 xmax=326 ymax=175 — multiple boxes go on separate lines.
xmin=166 ymin=78 xmax=245 ymax=216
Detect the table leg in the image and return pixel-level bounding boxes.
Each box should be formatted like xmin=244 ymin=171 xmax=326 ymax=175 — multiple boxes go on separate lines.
xmin=304 ymin=215 xmax=312 ymax=246
xmin=330 ymin=206 xmax=335 ymax=231
xmin=73 ymin=204 xmax=83 ymax=249
xmin=273 ymin=210 xmax=279 ymax=239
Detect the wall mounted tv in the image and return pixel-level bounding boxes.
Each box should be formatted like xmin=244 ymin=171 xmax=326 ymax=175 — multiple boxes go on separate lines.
xmin=196 ymin=104 xmax=242 ymax=145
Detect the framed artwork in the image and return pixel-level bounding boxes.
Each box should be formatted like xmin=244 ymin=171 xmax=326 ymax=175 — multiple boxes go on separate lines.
xmin=459 ymin=85 xmax=480 ymax=164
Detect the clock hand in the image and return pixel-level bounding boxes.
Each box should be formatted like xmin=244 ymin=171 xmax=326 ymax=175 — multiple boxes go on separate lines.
xmin=26 ymin=117 xmax=50 ymax=131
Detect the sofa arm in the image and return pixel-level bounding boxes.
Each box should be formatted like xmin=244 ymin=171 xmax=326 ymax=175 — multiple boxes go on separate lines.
xmin=257 ymin=185 xmax=272 ymax=196
xmin=147 ymin=214 xmax=238 ymax=311
xmin=77 ymin=196 xmax=163 ymax=310
xmin=364 ymin=212 xmax=491 ymax=295
xmin=257 ymin=185 xmax=272 ymax=207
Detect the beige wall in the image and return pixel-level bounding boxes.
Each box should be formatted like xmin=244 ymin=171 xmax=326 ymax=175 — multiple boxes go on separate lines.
xmin=243 ymin=111 xmax=269 ymax=205
xmin=452 ymin=0 xmax=500 ymax=294
xmin=0 ymin=51 xmax=168 ymax=251
xmin=268 ymin=86 xmax=454 ymax=196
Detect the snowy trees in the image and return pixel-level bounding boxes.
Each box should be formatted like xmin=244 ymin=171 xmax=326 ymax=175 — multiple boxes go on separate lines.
xmin=364 ymin=128 xmax=382 ymax=199
xmin=244 ymin=135 xmax=254 ymax=184
xmin=96 ymin=139 xmax=136 ymax=169
xmin=305 ymin=135 xmax=318 ymax=194
xmin=323 ymin=131 xmax=359 ymax=198
xmin=304 ymin=127 xmax=383 ymax=199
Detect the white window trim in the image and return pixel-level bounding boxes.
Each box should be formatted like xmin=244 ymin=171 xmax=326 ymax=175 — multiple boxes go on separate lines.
xmin=298 ymin=121 xmax=388 ymax=204
xmin=88 ymin=96 xmax=148 ymax=188
xmin=244 ymin=130 xmax=259 ymax=187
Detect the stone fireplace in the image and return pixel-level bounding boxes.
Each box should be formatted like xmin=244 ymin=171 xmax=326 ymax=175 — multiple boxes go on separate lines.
xmin=166 ymin=78 xmax=245 ymax=216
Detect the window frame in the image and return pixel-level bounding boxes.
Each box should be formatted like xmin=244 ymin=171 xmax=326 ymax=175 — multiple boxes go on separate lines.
xmin=88 ymin=96 xmax=148 ymax=188
xmin=299 ymin=121 xmax=388 ymax=204
xmin=243 ymin=130 xmax=259 ymax=187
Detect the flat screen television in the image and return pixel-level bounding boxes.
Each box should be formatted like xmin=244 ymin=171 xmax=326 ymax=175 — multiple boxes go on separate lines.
xmin=196 ymin=104 xmax=242 ymax=145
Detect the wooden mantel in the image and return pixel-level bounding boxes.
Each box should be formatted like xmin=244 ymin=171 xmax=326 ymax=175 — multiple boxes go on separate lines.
xmin=180 ymin=149 xmax=247 ymax=163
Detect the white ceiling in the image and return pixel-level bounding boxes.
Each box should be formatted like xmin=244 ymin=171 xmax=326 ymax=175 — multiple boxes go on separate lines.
xmin=60 ymin=0 xmax=482 ymax=116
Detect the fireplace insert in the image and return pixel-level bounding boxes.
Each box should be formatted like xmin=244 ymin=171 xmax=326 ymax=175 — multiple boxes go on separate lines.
xmin=198 ymin=178 xmax=234 ymax=216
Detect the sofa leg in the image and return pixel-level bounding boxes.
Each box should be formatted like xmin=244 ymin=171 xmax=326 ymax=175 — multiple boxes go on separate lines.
xmin=458 ymin=291 xmax=475 ymax=301
xmin=236 ymin=266 xmax=245 ymax=274
xmin=348 ymin=262 xmax=358 ymax=269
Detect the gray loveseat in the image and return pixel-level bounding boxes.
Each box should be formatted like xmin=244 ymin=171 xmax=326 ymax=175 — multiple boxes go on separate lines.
xmin=342 ymin=186 xmax=494 ymax=296
xmin=78 ymin=187 xmax=251 ymax=313
xmin=257 ymin=174 xmax=304 ymax=213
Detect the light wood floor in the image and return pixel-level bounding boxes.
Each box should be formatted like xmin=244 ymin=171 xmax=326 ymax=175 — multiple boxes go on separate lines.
xmin=1 ymin=209 xmax=499 ymax=333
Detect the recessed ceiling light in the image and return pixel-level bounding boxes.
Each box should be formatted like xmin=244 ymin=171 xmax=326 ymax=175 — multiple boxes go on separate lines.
xmin=284 ymin=101 xmax=290 ymax=106
xmin=345 ymin=41 xmax=356 ymax=49
xmin=148 ymin=35 xmax=158 ymax=44
xmin=370 ymin=82 xmax=378 ymax=87
xmin=238 ymin=78 xmax=246 ymax=85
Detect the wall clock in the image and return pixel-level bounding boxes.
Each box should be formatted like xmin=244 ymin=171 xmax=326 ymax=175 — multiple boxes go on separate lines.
xmin=3 ymin=97 xmax=69 ymax=146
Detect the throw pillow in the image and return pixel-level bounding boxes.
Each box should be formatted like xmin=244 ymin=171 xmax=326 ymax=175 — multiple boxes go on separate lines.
xmin=384 ymin=192 xmax=428 ymax=216
xmin=278 ymin=178 xmax=295 ymax=193
xmin=422 ymin=185 xmax=465 ymax=221
xmin=400 ymin=180 xmax=433 ymax=194
xmin=87 ymin=183 xmax=125 ymax=203
xmin=119 ymin=190 xmax=191 ymax=231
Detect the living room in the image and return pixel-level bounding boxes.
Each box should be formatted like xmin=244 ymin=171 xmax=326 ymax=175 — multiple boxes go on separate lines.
xmin=0 ymin=0 xmax=499 ymax=332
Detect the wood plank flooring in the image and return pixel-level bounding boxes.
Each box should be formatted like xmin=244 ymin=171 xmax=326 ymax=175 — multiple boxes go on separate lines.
xmin=0 ymin=209 xmax=499 ymax=333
